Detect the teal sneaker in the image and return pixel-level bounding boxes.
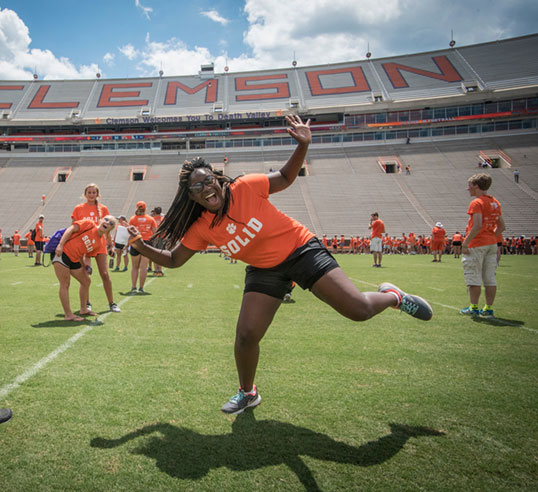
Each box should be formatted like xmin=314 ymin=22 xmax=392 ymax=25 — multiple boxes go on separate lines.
xmin=479 ymin=309 xmax=495 ymax=319
xmin=221 ymin=385 xmax=261 ymax=415
xmin=461 ymin=306 xmax=480 ymax=316
xmin=378 ymin=283 xmax=433 ymax=321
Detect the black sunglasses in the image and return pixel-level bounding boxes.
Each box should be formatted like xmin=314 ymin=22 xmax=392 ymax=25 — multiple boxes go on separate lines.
xmin=189 ymin=174 xmax=216 ymax=194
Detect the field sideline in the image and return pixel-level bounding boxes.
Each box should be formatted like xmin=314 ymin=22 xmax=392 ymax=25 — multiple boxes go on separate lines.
xmin=0 ymin=253 xmax=537 ymax=491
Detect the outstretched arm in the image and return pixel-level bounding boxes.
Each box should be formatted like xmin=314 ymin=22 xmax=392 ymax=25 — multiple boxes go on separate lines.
xmin=268 ymin=115 xmax=311 ymax=194
xmin=127 ymin=226 xmax=197 ymax=268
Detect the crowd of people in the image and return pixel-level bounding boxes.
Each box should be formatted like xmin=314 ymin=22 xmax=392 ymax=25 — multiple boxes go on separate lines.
xmin=321 ymin=231 xmax=537 ymax=257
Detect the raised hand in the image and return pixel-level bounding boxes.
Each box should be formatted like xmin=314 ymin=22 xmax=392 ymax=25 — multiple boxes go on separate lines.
xmin=285 ymin=114 xmax=311 ymax=145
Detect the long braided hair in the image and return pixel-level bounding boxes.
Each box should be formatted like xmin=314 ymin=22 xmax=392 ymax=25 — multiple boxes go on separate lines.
xmin=155 ymin=157 xmax=235 ymax=247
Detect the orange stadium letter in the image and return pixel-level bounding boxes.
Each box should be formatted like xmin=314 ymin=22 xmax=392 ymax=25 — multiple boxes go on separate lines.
xmin=97 ymin=83 xmax=152 ymax=107
xmin=235 ymin=75 xmax=290 ymax=101
xmin=164 ymin=80 xmax=218 ymax=105
xmin=382 ymin=56 xmax=463 ymax=89
xmin=306 ymin=67 xmax=370 ymax=95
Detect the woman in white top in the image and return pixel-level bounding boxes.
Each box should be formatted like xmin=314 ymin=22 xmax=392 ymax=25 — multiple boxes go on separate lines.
xmin=113 ymin=215 xmax=130 ymax=272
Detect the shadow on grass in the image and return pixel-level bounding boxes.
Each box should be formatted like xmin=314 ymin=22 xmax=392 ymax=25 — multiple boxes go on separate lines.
xmin=31 ymin=313 xmax=104 ymax=328
xmin=91 ymin=412 xmax=444 ymax=491
xmin=119 ymin=291 xmax=152 ymax=297
xmin=471 ymin=316 xmax=525 ymax=327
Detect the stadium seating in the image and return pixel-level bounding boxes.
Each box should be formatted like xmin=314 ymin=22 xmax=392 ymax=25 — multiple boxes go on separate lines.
xmin=1 ymin=132 xmax=537 ymax=243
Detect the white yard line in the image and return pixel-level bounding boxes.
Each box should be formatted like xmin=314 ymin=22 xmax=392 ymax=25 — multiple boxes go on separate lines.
xmin=0 ymin=275 xmax=158 ymax=399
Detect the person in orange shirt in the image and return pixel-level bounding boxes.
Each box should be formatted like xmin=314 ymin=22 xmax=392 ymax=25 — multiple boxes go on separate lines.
xmin=12 ymin=230 xmax=21 ymax=256
xmin=451 ymin=232 xmax=463 ymax=258
xmin=128 ymin=201 xmax=157 ymax=293
xmin=53 ymin=216 xmax=117 ymax=321
xmin=127 ymin=115 xmax=432 ymax=416
xmin=321 ymin=235 xmax=328 ymax=248
xmin=71 ymin=183 xmax=120 ymax=313
xmin=368 ymin=212 xmax=385 ymax=267
xmin=461 ymin=174 xmax=505 ymax=318
xmin=25 ymin=230 xmax=35 ymax=258
xmin=34 ymin=215 xmax=45 ymax=266
xmin=408 ymin=232 xmax=416 ymax=254
xmin=431 ymin=222 xmax=446 ymax=262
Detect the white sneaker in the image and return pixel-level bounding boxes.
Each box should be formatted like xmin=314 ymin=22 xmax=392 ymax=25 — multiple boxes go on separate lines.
xmin=109 ymin=302 xmax=121 ymax=313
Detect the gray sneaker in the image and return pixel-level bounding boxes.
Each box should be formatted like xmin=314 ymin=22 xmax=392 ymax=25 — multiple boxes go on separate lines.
xmin=221 ymin=386 xmax=261 ymax=415
xmin=0 ymin=408 xmax=13 ymax=424
xmin=378 ymin=282 xmax=433 ymax=321
xmin=138 ymin=287 xmax=145 ymax=294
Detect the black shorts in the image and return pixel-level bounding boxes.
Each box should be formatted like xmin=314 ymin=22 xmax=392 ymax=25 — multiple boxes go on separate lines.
xmin=130 ymin=240 xmax=150 ymax=257
xmin=51 ymin=252 xmax=82 ymax=270
xmin=452 ymin=241 xmax=462 ymax=246
xmin=35 ymin=241 xmax=44 ymax=251
xmin=115 ymin=242 xmax=126 ymax=250
xmin=244 ymin=237 xmax=339 ymax=299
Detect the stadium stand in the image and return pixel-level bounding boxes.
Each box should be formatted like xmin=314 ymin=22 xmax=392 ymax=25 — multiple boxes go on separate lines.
xmin=1 ymin=35 xmax=537 ymax=245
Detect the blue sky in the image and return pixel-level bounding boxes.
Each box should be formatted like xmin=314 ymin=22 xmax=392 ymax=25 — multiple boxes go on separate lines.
xmin=0 ymin=0 xmax=537 ymax=80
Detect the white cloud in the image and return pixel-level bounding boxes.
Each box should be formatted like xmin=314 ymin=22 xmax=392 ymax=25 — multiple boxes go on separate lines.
xmin=103 ymin=52 xmax=115 ymax=65
xmin=135 ymin=0 xmax=153 ymax=20
xmin=119 ymin=44 xmax=138 ymax=60
xmin=0 ymin=7 xmax=101 ymax=80
xmin=201 ymin=9 xmax=229 ymax=26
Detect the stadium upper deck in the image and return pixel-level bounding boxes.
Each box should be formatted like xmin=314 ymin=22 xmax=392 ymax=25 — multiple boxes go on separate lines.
xmin=0 ymin=33 xmax=536 ymax=148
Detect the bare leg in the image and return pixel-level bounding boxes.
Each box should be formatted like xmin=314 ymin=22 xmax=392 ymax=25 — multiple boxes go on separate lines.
xmin=468 ymin=285 xmax=481 ymax=305
xmin=138 ymin=256 xmax=149 ymax=288
xmin=53 ymin=263 xmax=84 ymax=321
xmin=234 ymin=292 xmax=282 ymax=392
xmin=311 ymin=267 xmax=397 ymax=321
xmin=95 ymin=253 xmax=114 ymax=304
xmin=131 ymin=255 xmax=141 ymax=288
xmin=71 ymin=267 xmax=95 ymax=315
xmin=484 ymin=285 xmax=496 ymax=306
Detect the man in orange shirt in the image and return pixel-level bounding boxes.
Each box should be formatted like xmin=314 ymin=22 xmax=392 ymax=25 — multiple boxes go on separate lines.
xmin=129 ymin=201 xmax=157 ymax=293
xmin=12 ymin=230 xmax=21 ymax=256
xmin=368 ymin=212 xmax=385 ymax=267
xmin=461 ymin=174 xmax=505 ymax=318
xmin=127 ymin=115 xmax=432 ymax=416
xmin=431 ymin=222 xmax=446 ymax=262
xmin=34 ymin=215 xmax=45 ymax=266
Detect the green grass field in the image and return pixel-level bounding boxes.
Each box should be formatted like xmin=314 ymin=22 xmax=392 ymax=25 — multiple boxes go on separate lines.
xmin=0 ymin=252 xmax=537 ymax=491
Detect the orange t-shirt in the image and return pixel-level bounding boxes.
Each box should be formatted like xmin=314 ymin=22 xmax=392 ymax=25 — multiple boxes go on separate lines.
xmin=465 ymin=195 xmax=502 ymax=247
xmin=452 ymin=233 xmax=463 ymax=242
xmin=71 ymin=202 xmax=110 ymax=225
xmin=25 ymin=232 xmax=34 ymax=245
xmin=13 ymin=233 xmax=21 ymax=246
xmin=35 ymin=221 xmax=44 ymax=242
xmin=181 ymin=174 xmax=314 ymax=268
xmin=63 ymin=220 xmax=106 ymax=262
xmin=129 ymin=214 xmax=157 ymax=241
xmin=432 ymin=227 xmax=446 ymax=241
xmin=370 ymin=219 xmax=385 ymax=239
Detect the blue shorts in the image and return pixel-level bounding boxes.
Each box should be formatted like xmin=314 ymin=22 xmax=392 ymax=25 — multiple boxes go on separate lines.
xmin=244 ymin=237 xmax=339 ymax=299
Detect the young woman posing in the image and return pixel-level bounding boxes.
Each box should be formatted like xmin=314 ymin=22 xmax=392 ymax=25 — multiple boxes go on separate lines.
xmin=53 ymin=216 xmax=117 ymax=321
xmin=128 ymin=115 xmax=433 ymax=415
